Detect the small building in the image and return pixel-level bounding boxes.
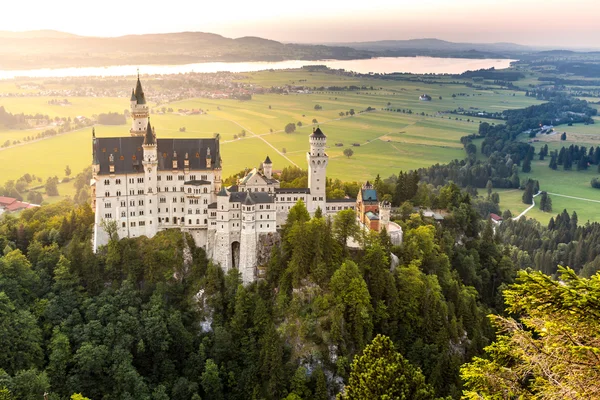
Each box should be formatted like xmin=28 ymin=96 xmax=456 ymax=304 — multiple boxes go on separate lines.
xmin=0 ymin=196 xmax=38 ymax=215
xmin=490 ymin=213 xmax=503 ymax=224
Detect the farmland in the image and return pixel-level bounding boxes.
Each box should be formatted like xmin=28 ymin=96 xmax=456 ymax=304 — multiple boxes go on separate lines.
xmin=0 ymin=70 xmax=542 ymax=183
xmin=3 ymin=68 xmax=599 ymax=223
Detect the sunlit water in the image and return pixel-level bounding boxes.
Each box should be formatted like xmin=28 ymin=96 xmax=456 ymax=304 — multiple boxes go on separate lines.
xmin=0 ymin=57 xmax=515 ymax=79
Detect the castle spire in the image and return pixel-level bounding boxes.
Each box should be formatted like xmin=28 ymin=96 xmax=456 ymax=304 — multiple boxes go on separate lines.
xmin=143 ymin=119 xmax=155 ymax=145
xmin=134 ymin=73 xmax=146 ymax=105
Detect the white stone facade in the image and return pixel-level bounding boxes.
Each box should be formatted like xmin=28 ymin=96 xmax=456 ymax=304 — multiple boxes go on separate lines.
xmin=92 ymin=77 xmax=359 ymax=283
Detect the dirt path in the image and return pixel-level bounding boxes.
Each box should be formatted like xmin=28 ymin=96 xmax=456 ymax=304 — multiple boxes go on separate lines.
xmin=512 ymin=191 xmax=542 ymax=220
xmin=216 ymin=117 xmax=300 ymax=168
xmin=546 ymin=192 xmax=600 ymax=204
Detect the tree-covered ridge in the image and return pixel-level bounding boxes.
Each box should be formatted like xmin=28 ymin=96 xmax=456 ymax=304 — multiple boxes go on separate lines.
xmin=496 ymin=209 xmax=600 ymax=277
xmin=0 ymin=178 xmax=522 ymax=399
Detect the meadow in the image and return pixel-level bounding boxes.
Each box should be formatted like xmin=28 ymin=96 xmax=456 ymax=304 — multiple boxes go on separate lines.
xmin=1 ymin=69 xmax=572 ymax=218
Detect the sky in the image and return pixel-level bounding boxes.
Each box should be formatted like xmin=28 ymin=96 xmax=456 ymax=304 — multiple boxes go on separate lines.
xmin=1 ymin=0 xmax=598 ymax=48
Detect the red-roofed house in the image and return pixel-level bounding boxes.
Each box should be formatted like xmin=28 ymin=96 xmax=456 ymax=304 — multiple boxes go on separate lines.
xmin=490 ymin=213 xmax=503 ymax=224
xmin=0 ymin=197 xmax=38 ymax=215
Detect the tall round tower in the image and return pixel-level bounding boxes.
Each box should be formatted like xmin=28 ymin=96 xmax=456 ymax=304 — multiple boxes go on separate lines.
xmin=307 ymin=127 xmax=328 ymax=213
xmin=130 ymin=73 xmax=149 ymax=137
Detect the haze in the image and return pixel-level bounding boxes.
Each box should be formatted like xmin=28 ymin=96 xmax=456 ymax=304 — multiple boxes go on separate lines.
xmin=2 ymin=0 xmax=599 ymax=48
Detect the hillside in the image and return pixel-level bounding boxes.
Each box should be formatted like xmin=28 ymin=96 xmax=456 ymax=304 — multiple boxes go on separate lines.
xmin=0 ymin=31 xmax=372 ymax=70
xmin=324 ymin=38 xmax=535 ymax=53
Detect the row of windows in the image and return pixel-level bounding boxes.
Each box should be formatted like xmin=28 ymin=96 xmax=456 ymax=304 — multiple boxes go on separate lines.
xmin=326 ymin=206 xmax=355 ymax=211
xmin=102 ymin=186 xmax=212 ymax=196
xmin=157 ymin=174 xmax=207 ymax=181
xmin=125 ymin=220 xmax=149 ymax=228
xmin=103 ymin=178 xmax=144 ymax=185
xmin=187 ymin=219 xmax=209 ymax=225
xmin=242 ymin=187 xmax=272 ymax=193
xmin=188 ymin=209 xmax=208 ymax=215
xmin=189 ymin=188 xmax=209 ymax=194
xmin=189 ymin=199 xmax=209 ymax=205
xmin=107 ymin=199 xmax=150 ymax=208
xmin=158 ymin=208 xmax=184 ymax=213
xmin=230 ymin=223 xmax=271 ymax=230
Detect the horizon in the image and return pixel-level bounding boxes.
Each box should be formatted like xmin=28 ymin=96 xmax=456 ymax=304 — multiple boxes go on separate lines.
xmin=1 ymin=0 xmax=598 ymax=48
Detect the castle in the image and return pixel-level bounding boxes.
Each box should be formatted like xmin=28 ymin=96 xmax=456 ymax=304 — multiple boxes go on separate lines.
xmin=92 ymin=75 xmax=391 ymax=283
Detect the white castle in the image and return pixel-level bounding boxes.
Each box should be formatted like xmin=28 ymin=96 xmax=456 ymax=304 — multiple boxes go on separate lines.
xmin=91 ymin=76 xmax=361 ymax=283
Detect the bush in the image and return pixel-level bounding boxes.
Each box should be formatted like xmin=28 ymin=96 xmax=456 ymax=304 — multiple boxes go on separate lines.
xmin=285 ymin=123 xmax=296 ymax=134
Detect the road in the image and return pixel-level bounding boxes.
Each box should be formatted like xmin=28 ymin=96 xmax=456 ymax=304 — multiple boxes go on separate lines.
xmin=546 ymin=192 xmax=600 ymax=204
xmin=512 ymin=191 xmax=542 ymax=220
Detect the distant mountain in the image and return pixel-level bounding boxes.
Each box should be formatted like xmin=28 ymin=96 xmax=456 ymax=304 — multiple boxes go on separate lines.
xmin=323 ymin=38 xmax=536 ymax=54
xmin=0 ymin=29 xmax=81 ymax=39
xmin=0 ymin=31 xmax=372 ymax=70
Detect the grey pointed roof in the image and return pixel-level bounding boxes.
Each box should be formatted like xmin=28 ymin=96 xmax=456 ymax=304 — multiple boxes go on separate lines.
xmin=130 ymin=89 xmax=136 ymax=101
xmin=264 ymin=155 xmax=272 ymax=164
xmin=134 ymin=76 xmax=146 ymax=105
xmin=143 ymin=120 xmax=155 ymax=145
xmin=217 ymin=187 xmax=228 ymax=197
xmin=310 ymin=127 xmax=326 ymax=138
xmin=92 ymin=129 xmax=98 ymax=165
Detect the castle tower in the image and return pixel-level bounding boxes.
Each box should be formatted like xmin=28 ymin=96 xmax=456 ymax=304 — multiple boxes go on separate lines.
xmin=142 ymin=120 xmax=158 ymax=237
xmin=214 ymin=187 xmax=231 ymax=271
xmin=379 ymin=200 xmax=391 ymax=232
xmin=263 ymin=155 xmax=273 ymax=180
xmin=239 ymin=195 xmax=257 ymax=284
xmin=91 ymin=127 xmax=99 ymax=200
xmin=130 ymin=73 xmax=149 ymax=137
xmin=91 ymin=128 xmax=99 ymax=244
xmin=307 ymin=127 xmax=328 ymax=213
xmin=214 ymin=139 xmax=223 ymax=193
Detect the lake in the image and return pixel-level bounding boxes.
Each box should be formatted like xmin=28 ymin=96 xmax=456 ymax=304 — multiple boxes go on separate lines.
xmin=0 ymin=57 xmax=515 ymax=79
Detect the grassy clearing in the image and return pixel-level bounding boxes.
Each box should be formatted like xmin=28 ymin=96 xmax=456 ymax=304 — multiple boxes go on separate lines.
xmin=496 ymin=158 xmax=600 ymax=224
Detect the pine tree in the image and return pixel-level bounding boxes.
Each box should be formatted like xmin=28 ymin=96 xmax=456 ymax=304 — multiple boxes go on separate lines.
xmin=564 ymin=152 xmax=573 ymax=170
xmin=462 ymin=268 xmax=600 ymax=399
xmin=522 ymin=156 xmax=532 ymax=173
xmin=558 ymin=147 xmax=566 ymax=164
xmin=522 ymin=181 xmax=533 ymax=205
xmin=549 ymin=153 xmax=558 ymax=170
xmin=561 ymin=131 xmax=567 ymax=140
xmin=338 ymin=335 xmax=435 ymax=400
xmin=539 ymin=191 xmax=552 ymax=212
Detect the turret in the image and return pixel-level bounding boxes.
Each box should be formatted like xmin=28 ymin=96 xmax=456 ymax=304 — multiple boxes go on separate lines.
xmin=130 ymin=89 xmax=136 ymax=108
xmin=263 ymin=155 xmax=272 ymax=179
xmin=216 ymin=187 xmax=229 ymax=233
xmin=91 ymin=127 xmax=99 ymax=209
xmin=92 ymin=127 xmax=99 ymax=174
xmin=307 ymin=127 xmax=328 ymax=213
xmin=130 ymin=72 xmax=149 ymax=137
xmin=379 ymin=200 xmax=391 ymax=231
xmin=142 ymin=120 xmax=158 ymax=237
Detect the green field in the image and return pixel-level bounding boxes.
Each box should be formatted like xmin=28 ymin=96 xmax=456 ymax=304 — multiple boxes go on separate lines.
xmin=0 ymin=69 xmax=569 ymax=216
xmin=496 ymin=157 xmax=600 ymax=224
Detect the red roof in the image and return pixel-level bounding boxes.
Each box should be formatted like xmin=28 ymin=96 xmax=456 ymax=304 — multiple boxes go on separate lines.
xmin=0 ymin=197 xmax=37 ymax=211
xmin=490 ymin=213 xmax=503 ymax=221
xmin=0 ymin=196 xmax=17 ymax=206
xmin=6 ymin=201 xmax=34 ymax=211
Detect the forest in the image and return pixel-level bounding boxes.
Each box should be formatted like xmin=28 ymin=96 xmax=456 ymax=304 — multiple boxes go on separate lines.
xmin=0 ymin=178 xmax=520 ymax=399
